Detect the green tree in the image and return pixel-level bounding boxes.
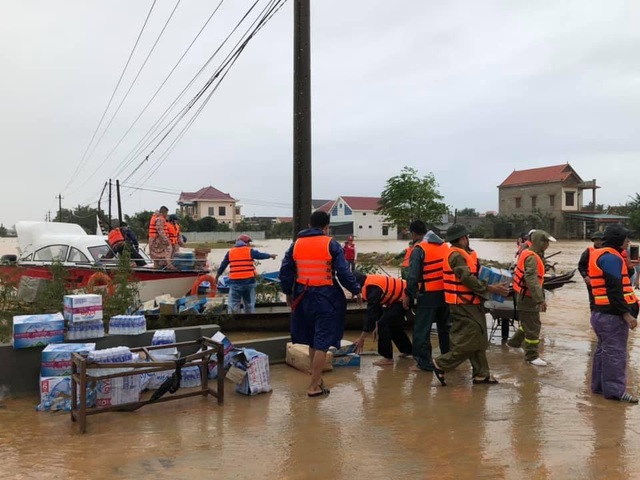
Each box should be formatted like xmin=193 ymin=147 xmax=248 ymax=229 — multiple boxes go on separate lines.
xmin=0 ymin=224 xmax=7 ymax=237
xmin=124 ymin=211 xmax=154 ymax=241
xmin=270 ymin=221 xmax=293 ymax=239
xmin=378 ymin=166 xmax=448 ymax=229
xmin=458 ymin=208 xmax=479 ymax=217
xmin=198 ymin=216 xmax=219 ymax=232
xmin=180 ymin=215 xmax=199 ymax=232
xmin=627 ymin=193 xmax=640 ymax=235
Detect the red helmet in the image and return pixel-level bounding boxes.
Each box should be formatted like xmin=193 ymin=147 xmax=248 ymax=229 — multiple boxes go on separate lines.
xmin=237 ymin=234 xmax=252 ymax=243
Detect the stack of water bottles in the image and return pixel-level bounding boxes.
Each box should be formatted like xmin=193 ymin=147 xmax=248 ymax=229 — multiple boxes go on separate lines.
xmin=67 ymin=320 xmax=105 ymax=340
xmin=180 ymin=366 xmax=202 ymax=388
xmin=108 ymin=315 xmax=147 ymax=335
xmin=151 ymin=330 xmax=178 ymax=358
xmin=87 ymin=347 xmax=134 ymax=376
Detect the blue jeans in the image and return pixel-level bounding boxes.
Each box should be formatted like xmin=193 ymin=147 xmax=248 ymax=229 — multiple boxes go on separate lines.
xmin=228 ymin=283 xmax=257 ymax=314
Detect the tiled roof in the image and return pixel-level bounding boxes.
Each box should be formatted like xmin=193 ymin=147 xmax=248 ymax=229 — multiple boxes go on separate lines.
xmin=499 ymin=163 xmax=583 ymax=187
xmin=178 ymin=186 xmax=236 ymax=203
xmin=312 ymin=199 xmax=332 ymax=209
xmin=315 ymin=200 xmax=335 ymax=213
xmin=341 ymin=196 xmax=382 ymax=211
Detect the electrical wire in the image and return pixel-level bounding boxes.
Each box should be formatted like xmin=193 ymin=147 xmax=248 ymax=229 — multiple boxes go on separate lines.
xmin=70 ymin=0 xmax=183 ymax=193
xmin=62 ymin=0 xmax=158 ymax=194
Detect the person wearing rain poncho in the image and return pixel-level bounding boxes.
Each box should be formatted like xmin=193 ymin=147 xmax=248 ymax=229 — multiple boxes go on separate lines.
xmin=587 ymin=224 xmax=639 ymax=403
xmin=507 ymin=230 xmax=556 ymax=366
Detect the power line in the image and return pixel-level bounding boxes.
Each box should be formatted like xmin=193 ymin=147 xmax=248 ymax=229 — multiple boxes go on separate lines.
xmin=86 ymin=0 xmax=226 ymax=186
xmin=71 ymin=0 xmax=183 ymax=192
xmin=63 ymin=0 xmax=158 ymax=194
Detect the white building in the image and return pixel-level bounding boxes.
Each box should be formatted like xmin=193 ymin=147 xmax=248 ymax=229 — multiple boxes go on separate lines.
xmin=319 ymin=196 xmax=397 ymax=240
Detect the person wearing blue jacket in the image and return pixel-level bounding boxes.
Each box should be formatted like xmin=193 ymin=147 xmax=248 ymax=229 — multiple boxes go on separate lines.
xmin=279 ymin=211 xmax=361 ymax=398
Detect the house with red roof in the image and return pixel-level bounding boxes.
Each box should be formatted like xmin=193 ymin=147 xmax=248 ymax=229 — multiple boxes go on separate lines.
xmin=317 ymin=196 xmax=397 ymax=240
xmin=498 ymin=163 xmax=601 ymax=237
xmin=177 ymin=186 xmax=242 ymax=228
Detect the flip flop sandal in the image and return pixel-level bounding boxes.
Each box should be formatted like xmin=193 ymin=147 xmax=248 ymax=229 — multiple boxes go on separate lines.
xmin=308 ymin=381 xmax=330 ymax=398
xmin=473 ymin=377 xmax=499 ymax=385
xmin=433 ymin=367 xmax=447 ymax=386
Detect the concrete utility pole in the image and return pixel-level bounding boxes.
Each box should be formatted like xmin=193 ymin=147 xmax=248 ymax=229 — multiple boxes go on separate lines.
xmin=292 ymin=0 xmax=312 ymax=238
xmin=56 ymin=194 xmax=63 ymax=222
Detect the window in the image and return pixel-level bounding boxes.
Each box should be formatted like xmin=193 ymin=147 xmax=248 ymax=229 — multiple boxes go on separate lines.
xmin=358 ymin=225 xmax=363 ymax=229
xmin=339 ymin=203 xmax=343 ymax=208
xmin=531 ymin=196 xmax=537 ymax=208
xmin=68 ymin=248 xmax=89 ymax=264
xmin=344 ymin=206 xmax=352 ymax=215
xmin=331 ymin=206 xmax=338 ymax=216
xmin=515 ymin=197 xmax=521 ymax=208
xmin=382 ymin=226 xmax=389 ymax=236
xmin=34 ymin=245 xmax=69 ymax=262
xmin=208 ymin=207 xmax=214 ymax=216
xmin=565 ymin=191 xmax=575 ymax=207
xmin=549 ymin=194 xmax=555 ymax=208
xmin=235 ymin=207 xmax=241 ymax=215
xmin=88 ymin=245 xmax=111 ymax=262
xmin=218 ymin=206 xmax=226 ymax=216
xmin=368 ymin=225 xmax=372 ymax=229
xmin=362 ymin=212 xmax=367 ymax=216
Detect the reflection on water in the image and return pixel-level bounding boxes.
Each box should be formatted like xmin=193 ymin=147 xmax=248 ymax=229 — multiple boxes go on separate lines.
xmin=2 ymin=238 xmax=640 ymax=477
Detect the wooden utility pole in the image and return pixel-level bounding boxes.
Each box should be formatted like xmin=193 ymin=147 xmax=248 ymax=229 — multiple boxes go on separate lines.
xmin=292 ymin=0 xmax=312 ymax=238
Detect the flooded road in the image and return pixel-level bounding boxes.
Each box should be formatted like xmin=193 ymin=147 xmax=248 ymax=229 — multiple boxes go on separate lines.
xmin=2 ymin=238 xmax=640 ymax=478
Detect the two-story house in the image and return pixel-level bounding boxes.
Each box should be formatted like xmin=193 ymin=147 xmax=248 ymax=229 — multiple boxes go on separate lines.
xmin=317 ymin=196 xmax=397 ymax=240
xmin=177 ymin=186 xmax=242 ymax=228
xmin=498 ymin=163 xmax=599 ymax=237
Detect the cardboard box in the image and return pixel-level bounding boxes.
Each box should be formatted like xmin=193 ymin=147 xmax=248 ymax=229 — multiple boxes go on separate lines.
xmin=63 ymin=294 xmax=103 ymax=322
xmin=285 ymin=342 xmax=333 ymax=373
xmin=37 ymin=375 xmax=96 ymax=412
xmin=41 ymin=343 xmax=96 ymax=377
xmin=329 ymin=340 xmax=357 ymax=357
xmin=13 ymin=313 xmax=65 ymax=349
xmin=478 ymin=266 xmax=512 ymax=303
xmin=231 ymin=349 xmax=272 ymax=396
xmin=159 ymin=302 xmax=177 ymax=316
xmin=95 ymin=374 xmax=149 ymax=407
xmin=332 ymin=353 xmax=361 ymax=367
xmin=207 ymin=332 xmax=235 ymax=379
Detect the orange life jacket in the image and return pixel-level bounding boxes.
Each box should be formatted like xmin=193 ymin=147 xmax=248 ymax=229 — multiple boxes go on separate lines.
xmin=443 ymin=247 xmax=481 ymax=305
xmin=415 ymin=241 xmax=446 ymax=292
xmin=166 ymin=223 xmax=178 ymax=245
xmin=513 ymin=249 xmax=545 ymax=297
xmin=293 ymin=236 xmax=333 ymax=286
xmin=401 ymin=244 xmax=415 ymax=268
xmin=228 ymin=246 xmax=255 ymax=280
xmin=107 ymin=228 xmax=124 ymax=247
xmin=362 ymin=275 xmax=405 ymax=306
xmin=588 ymin=248 xmax=638 ymax=307
xmin=148 ymin=213 xmax=160 ymax=239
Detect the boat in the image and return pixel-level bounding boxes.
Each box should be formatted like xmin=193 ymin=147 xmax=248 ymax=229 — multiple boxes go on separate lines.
xmin=543 ymin=269 xmax=576 ymax=291
xmin=0 ymin=221 xmax=209 ymax=301
xmin=216 ymin=271 xmax=280 ymax=294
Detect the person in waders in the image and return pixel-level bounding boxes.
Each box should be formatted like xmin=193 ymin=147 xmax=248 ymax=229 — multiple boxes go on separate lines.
xmin=432 ymin=224 xmax=509 ymax=386
xmin=279 ymin=211 xmax=361 ymax=398
xmin=507 ymin=230 xmax=556 ymax=366
xmin=588 ymin=224 xmax=639 ymax=403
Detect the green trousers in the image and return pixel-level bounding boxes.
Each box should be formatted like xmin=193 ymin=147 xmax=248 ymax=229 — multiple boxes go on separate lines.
xmin=507 ymin=310 xmax=541 ymax=361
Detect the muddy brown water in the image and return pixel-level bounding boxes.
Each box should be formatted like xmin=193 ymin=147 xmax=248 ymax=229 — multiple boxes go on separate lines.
xmin=2 ymin=239 xmax=640 ymax=478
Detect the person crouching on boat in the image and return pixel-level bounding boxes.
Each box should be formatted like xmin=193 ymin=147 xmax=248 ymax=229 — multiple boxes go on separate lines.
xmin=106 ymin=222 xmax=147 ymax=267
xmin=279 ymin=211 xmax=361 ymax=398
xmin=352 ymin=272 xmax=413 ymax=366
xmin=215 ymin=235 xmax=277 ymax=314
xmin=148 ymin=206 xmax=173 ymax=269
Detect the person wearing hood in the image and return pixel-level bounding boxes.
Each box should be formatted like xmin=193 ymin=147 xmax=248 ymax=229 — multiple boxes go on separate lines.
xmin=279 ymin=211 xmax=362 ymax=398
xmin=507 ymin=230 xmax=555 ymax=366
xmin=352 ymin=271 xmax=412 ymax=365
xmin=578 ymin=231 xmax=605 ymax=310
xmin=431 ymin=224 xmax=509 ymax=386
xmin=216 ymin=234 xmax=277 ymax=314
xmin=343 ymin=236 xmax=356 ymax=272
xmin=587 ymin=224 xmax=639 ymax=403
xmin=402 ymin=221 xmax=451 ymax=372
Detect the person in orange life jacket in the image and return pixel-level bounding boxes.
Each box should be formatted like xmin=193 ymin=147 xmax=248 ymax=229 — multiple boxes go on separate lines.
xmin=103 ymin=222 xmax=146 ymax=267
xmin=402 ymin=221 xmax=450 ymax=372
xmin=516 ymin=230 xmax=534 ymax=258
xmin=279 ymin=211 xmax=362 ymax=398
xmin=396 ymin=239 xmax=417 ymax=280
xmin=506 ymin=230 xmax=556 ymax=366
xmin=432 ymin=224 xmax=509 ymax=386
xmin=148 ymin=206 xmax=173 ymax=269
xmin=215 ymin=234 xmax=277 ymax=314
xmin=515 ymin=232 xmax=530 ymax=258
xmin=343 ymin=236 xmax=356 ymax=272
xmin=578 ymin=231 xmax=605 ymax=310
xmin=588 ymin=224 xmax=639 ymax=403
xmin=166 ymin=214 xmax=185 ymax=257
xmin=352 ymin=272 xmax=412 ymax=365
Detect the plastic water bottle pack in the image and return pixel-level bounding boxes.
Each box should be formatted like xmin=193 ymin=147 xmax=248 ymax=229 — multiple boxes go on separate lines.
xmin=151 ymin=330 xmax=178 ymax=357
xmin=67 ymin=319 xmax=105 ymax=340
xmin=87 ymin=347 xmax=134 ymax=376
xmin=180 ymin=366 xmax=202 ymax=389
xmin=109 ymin=315 xmax=147 ymax=335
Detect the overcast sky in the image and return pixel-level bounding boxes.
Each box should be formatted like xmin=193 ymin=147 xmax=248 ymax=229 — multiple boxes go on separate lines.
xmin=1 ymin=0 xmax=639 ymax=228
